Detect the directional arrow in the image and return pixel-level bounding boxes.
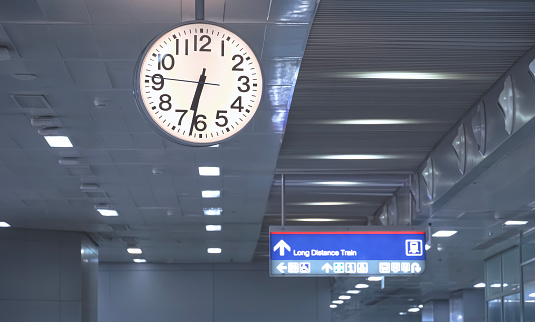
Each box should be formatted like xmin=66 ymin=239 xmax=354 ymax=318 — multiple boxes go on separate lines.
xmin=322 ymin=263 xmax=333 ymax=273
xmin=277 ymin=262 xmax=287 ymax=273
xmin=273 ymin=240 xmax=291 ymax=256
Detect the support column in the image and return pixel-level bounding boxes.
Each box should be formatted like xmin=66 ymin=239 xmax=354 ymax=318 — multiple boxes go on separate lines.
xmin=0 ymin=228 xmax=98 ymax=322
xmin=422 ymin=300 xmax=449 ymax=322
xmin=449 ymin=289 xmax=485 ymax=322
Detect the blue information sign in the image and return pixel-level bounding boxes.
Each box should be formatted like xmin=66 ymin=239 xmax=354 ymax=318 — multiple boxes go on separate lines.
xmin=269 ymin=226 xmax=426 ymax=277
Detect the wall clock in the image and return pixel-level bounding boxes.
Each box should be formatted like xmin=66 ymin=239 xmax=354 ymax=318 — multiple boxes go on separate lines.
xmin=134 ymin=21 xmax=263 ymax=146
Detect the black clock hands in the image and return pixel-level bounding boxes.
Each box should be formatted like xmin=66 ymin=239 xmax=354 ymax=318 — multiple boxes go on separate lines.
xmin=160 ymin=76 xmax=219 ymax=87
xmin=189 ymin=68 xmax=207 ymax=136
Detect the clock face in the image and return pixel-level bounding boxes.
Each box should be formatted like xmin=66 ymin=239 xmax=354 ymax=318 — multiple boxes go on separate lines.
xmin=134 ymin=22 xmax=263 ymax=146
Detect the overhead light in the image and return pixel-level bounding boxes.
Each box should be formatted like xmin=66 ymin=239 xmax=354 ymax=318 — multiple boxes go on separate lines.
xmin=133 ymin=259 xmax=146 ymax=263
xmin=310 ymin=154 xmax=394 ymax=160
xmin=408 ymin=308 xmax=420 ymax=313
xmin=209 ymin=144 xmax=219 ymax=148
xmin=203 ymin=208 xmax=222 ymax=216
xmin=346 ymin=290 xmax=361 ymax=294
xmin=320 ymin=119 xmax=426 ymax=125
xmin=31 ymin=116 xmax=55 ymax=127
xmin=355 ymin=284 xmax=369 ymax=289
xmin=127 ymin=248 xmax=142 ymax=254
xmin=490 ymin=283 xmax=501 ymax=288
xmin=290 ymin=202 xmax=363 ymax=206
xmin=207 ymin=248 xmax=222 ymax=254
xmin=399 ymin=312 xmax=407 ymax=315
xmin=0 ymin=222 xmax=10 ymax=228
xmin=330 ymin=305 xmax=337 ymax=309
xmin=505 ymin=221 xmax=528 ymax=226
xmin=290 ymin=218 xmax=344 ymax=222
xmin=418 ymin=305 xmax=424 ymax=309
xmin=529 ymin=293 xmax=535 ymax=298
xmin=202 ymin=190 xmax=220 ymax=198
xmin=199 ymin=167 xmax=220 ymax=176
xmin=367 ymin=276 xmax=383 ymax=282
xmin=337 ymin=71 xmax=463 ymax=80
xmin=339 ymin=295 xmax=351 ymax=300
xmin=312 ymin=181 xmax=364 ymax=186
xmin=332 ymin=300 xmax=343 ymax=304
xmin=206 ymin=225 xmax=221 ymax=231
xmin=432 ymin=230 xmax=457 ymax=237
xmin=58 ymin=157 xmax=81 ymax=166
xmin=97 ymin=209 xmax=119 ymax=217
xmin=12 ymin=73 xmax=37 ymax=81
xmin=80 ymin=183 xmax=100 ymax=190
xmin=474 ymin=283 xmax=485 ymax=288
xmin=44 ymin=136 xmax=73 ymax=148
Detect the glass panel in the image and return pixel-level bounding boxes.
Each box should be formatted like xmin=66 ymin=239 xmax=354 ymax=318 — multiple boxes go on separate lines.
xmin=523 ymin=262 xmax=535 ymax=320
xmin=502 ymin=248 xmax=520 ymax=293
xmin=503 ymin=293 xmax=520 ymax=322
xmin=488 ymin=299 xmax=502 ymax=322
xmin=487 ymin=255 xmax=502 ymax=298
xmin=522 ymin=231 xmax=535 ymax=262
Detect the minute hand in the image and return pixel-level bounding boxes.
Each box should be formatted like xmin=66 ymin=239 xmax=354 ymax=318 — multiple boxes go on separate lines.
xmin=189 ymin=68 xmax=207 ymax=136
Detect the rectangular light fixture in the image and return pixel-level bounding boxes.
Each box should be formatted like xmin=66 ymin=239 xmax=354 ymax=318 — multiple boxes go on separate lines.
xmin=367 ymin=276 xmax=383 ymax=282
xmin=338 ymin=295 xmax=351 ymax=300
xmin=202 ymin=190 xmax=220 ymax=198
xmin=290 ymin=218 xmax=344 ymax=222
xmin=203 ymin=208 xmax=222 ymax=216
xmin=97 ymin=209 xmax=119 ymax=217
xmin=0 ymin=222 xmax=10 ymax=228
xmin=133 ymin=259 xmax=146 ymax=263
xmin=321 ymin=119 xmax=425 ymax=125
xmin=291 ymin=202 xmax=362 ymax=206
xmin=127 ymin=248 xmax=142 ymax=254
xmin=346 ymin=290 xmax=361 ymax=294
xmin=332 ymin=300 xmax=343 ymax=304
xmin=505 ymin=220 xmax=528 ymax=225
xmin=311 ymin=154 xmax=393 ymax=160
xmin=408 ymin=308 xmax=420 ymax=313
xmin=474 ymin=283 xmax=485 ymax=288
xmin=199 ymin=167 xmax=220 ymax=176
xmin=432 ymin=230 xmax=457 ymax=237
xmin=206 ymin=225 xmax=221 ymax=231
xmin=44 ymin=136 xmax=73 ymax=148
xmin=330 ymin=305 xmax=337 ymax=309
xmin=338 ymin=71 xmax=461 ymax=80
xmin=207 ymin=248 xmax=222 ymax=254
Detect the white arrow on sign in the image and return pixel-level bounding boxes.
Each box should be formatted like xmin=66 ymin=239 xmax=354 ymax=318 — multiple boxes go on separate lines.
xmin=322 ymin=263 xmax=333 ymax=273
xmin=277 ymin=262 xmax=287 ymax=273
xmin=273 ymin=240 xmax=291 ymax=256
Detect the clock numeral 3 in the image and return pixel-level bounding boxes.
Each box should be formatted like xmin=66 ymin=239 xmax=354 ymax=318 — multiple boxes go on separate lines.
xmin=193 ymin=114 xmax=207 ymax=131
xmin=151 ymin=74 xmax=164 ymax=90
xmin=231 ymin=96 xmax=244 ymax=112
xmin=215 ymin=110 xmax=228 ymax=127
xmin=237 ymin=76 xmax=250 ymax=92
xmin=158 ymin=54 xmax=175 ymax=70
xmin=159 ymin=94 xmax=172 ymax=111
xmin=232 ymin=55 xmax=244 ymax=71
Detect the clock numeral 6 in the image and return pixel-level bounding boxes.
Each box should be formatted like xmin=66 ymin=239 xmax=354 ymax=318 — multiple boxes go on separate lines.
xmin=151 ymin=74 xmax=164 ymax=90
xmin=237 ymin=76 xmax=250 ymax=92
xmin=158 ymin=54 xmax=175 ymax=70
xmin=159 ymin=94 xmax=172 ymax=111
xmin=194 ymin=114 xmax=207 ymax=131
xmin=215 ymin=110 xmax=228 ymax=127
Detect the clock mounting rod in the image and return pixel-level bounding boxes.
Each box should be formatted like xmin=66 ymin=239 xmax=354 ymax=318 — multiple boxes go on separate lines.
xmin=195 ymin=0 xmax=204 ymax=20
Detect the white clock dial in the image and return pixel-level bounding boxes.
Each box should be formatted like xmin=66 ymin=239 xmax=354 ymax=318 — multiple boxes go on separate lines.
xmin=134 ymin=22 xmax=263 ymax=146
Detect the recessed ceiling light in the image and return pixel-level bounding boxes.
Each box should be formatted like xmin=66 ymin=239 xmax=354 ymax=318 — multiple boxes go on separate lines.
xmin=332 ymin=300 xmax=343 ymax=304
xmin=474 ymin=283 xmax=485 ymax=288
xmin=337 ymin=71 xmax=463 ymax=80
xmin=209 ymin=144 xmax=219 ymax=148
xmin=367 ymin=276 xmax=383 ymax=282
xmin=127 ymin=248 xmax=142 ymax=254
xmin=346 ymin=290 xmax=361 ymax=294
xmin=320 ymin=119 xmax=426 ymax=125
xmin=330 ymin=305 xmax=337 ymax=309
xmin=399 ymin=312 xmax=407 ymax=315
xmin=0 ymin=222 xmax=10 ymax=228
xmin=312 ymin=181 xmax=365 ymax=186
xmin=97 ymin=209 xmax=119 ymax=217
xmin=529 ymin=293 xmax=535 ymax=298
xmin=199 ymin=167 xmax=220 ymax=176
xmin=206 ymin=225 xmax=221 ymax=231
xmin=355 ymin=284 xmax=369 ymax=289
xmin=290 ymin=218 xmax=344 ymax=222
xmin=432 ymin=230 xmax=457 ymax=237
xmin=207 ymin=248 xmax=221 ymax=254
xmin=339 ymin=295 xmax=351 ymax=300
xmin=203 ymin=208 xmax=222 ymax=216
xmin=290 ymin=202 xmax=362 ymax=206
xmin=408 ymin=308 xmax=420 ymax=313
xmin=490 ymin=283 xmax=501 ymax=288
xmin=505 ymin=220 xmax=528 ymax=225
xmin=418 ymin=305 xmax=423 ymax=309
xmin=202 ymin=190 xmax=220 ymax=198
xmin=133 ymin=259 xmax=146 ymax=263
xmin=310 ymin=154 xmax=394 ymax=160
xmin=44 ymin=136 xmax=73 ymax=148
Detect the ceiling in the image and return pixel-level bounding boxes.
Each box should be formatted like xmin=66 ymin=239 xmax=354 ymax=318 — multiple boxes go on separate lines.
xmin=1 ymin=0 xmax=535 ymax=320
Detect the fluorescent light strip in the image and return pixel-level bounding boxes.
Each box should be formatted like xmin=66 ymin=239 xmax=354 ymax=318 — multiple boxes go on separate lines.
xmin=203 ymin=208 xmax=222 ymax=216
xmin=97 ymin=209 xmax=119 ymax=217
xmin=330 ymin=305 xmax=337 ymax=309
xmin=133 ymin=259 xmax=146 ymax=263
xmin=338 ymin=71 xmax=463 ymax=80
xmin=321 ymin=119 xmax=425 ymax=125
xmin=346 ymin=290 xmax=360 ymax=294
xmin=290 ymin=218 xmax=344 ymax=222
xmin=367 ymin=276 xmax=383 ymax=282
xmin=127 ymin=248 xmax=142 ymax=254
xmin=474 ymin=283 xmax=485 ymax=288
xmin=311 ymin=154 xmax=394 ymax=160
xmin=0 ymin=222 xmax=10 ymax=227
xmin=432 ymin=230 xmax=457 ymax=237
xmin=505 ymin=220 xmax=528 ymax=225
xmin=44 ymin=136 xmax=73 ymax=148
xmin=206 ymin=225 xmax=221 ymax=231
xmin=207 ymin=248 xmax=221 ymax=254
xmin=408 ymin=308 xmax=420 ymax=313
xmin=202 ymin=190 xmax=220 ymax=198
xmin=355 ymin=284 xmax=369 ymax=289
xmin=290 ymin=202 xmax=362 ymax=206
xmin=198 ymin=167 xmax=220 ymax=176
xmin=339 ymin=295 xmax=351 ymax=300
xmin=332 ymin=300 xmax=343 ymax=304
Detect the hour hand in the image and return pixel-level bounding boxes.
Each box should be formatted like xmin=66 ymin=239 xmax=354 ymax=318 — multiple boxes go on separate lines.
xmin=190 ymin=68 xmax=207 ymax=112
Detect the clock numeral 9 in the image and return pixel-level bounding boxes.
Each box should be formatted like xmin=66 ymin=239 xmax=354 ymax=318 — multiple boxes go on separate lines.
xmin=151 ymin=74 xmax=164 ymax=90
xmin=215 ymin=110 xmax=228 ymax=127
xmin=193 ymin=114 xmax=207 ymax=131
xmin=232 ymin=55 xmax=244 ymax=71
xmin=158 ymin=54 xmax=175 ymax=70
xmin=237 ymin=76 xmax=250 ymax=92
xmin=159 ymin=94 xmax=172 ymax=111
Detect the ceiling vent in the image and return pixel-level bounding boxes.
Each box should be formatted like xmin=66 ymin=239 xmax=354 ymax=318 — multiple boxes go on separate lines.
xmin=12 ymin=95 xmax=52 ymax=109
xmin=64 ymin=166 xmax=94 ymax=177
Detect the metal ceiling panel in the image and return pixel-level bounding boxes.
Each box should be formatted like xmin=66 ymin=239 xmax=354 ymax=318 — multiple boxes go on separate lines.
xmin=129 ymin=0 xmax=182 ymax=23
xmin=4 ymin=25 xmax=60 ymax=59
xmin=94 ymin=25 xmax=140 ymax=59
xmin=0 ymin=0 xmax=44 ymax=21
xmin=37 ymin=0 xmax=90 ymax=22
xmin=84 ymin=0 xmax=135 ymax=23
xmin=49 ymin=25 xmax=101 ymax=59
xmin=65 ymin=61 xmax=112 ymax=89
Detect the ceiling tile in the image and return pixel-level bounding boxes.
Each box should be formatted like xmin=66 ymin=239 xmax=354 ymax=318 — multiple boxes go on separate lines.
xmin=37 ymin=0 xmax=91 ymax=22
xmin=94 ymin=25 xmax=140 ymax=59
xmin=130 ymin=0 xmax=182 ymax=23
xmin=84 ymin=0 xmax=134 ymax=23
xmin=3 ymin=25 xmax=61 ymax=59
xmin=109 ymin=150 xmax=140 ymax=164
xmin=224 ymin=23 xmax=266 ymax=58
xmin=223 ymin=0 xmax=270 ymax=22
xmin=135 ymin=23 xmax=176 ymax=51
xmin=105 ymin=61 xmax=136 ymax=89
xmin=49 ymin=24 xmax=101 ymax=59
xmin=100 ymin=132 xmax=134 ymax=149
xmin=0 ymin=0 xmax=45 ymax=21
xmin=131 ymin=132 xmax=165 ymax=149
xmin=262 ymin=24 xmax=308 ymax=58
xmin=65 ymin=61 xmax=112 ymax=89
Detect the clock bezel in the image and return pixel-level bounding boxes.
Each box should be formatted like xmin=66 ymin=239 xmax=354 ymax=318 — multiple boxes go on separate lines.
xmin=133 ymin=20 xmax=264 ymax=147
